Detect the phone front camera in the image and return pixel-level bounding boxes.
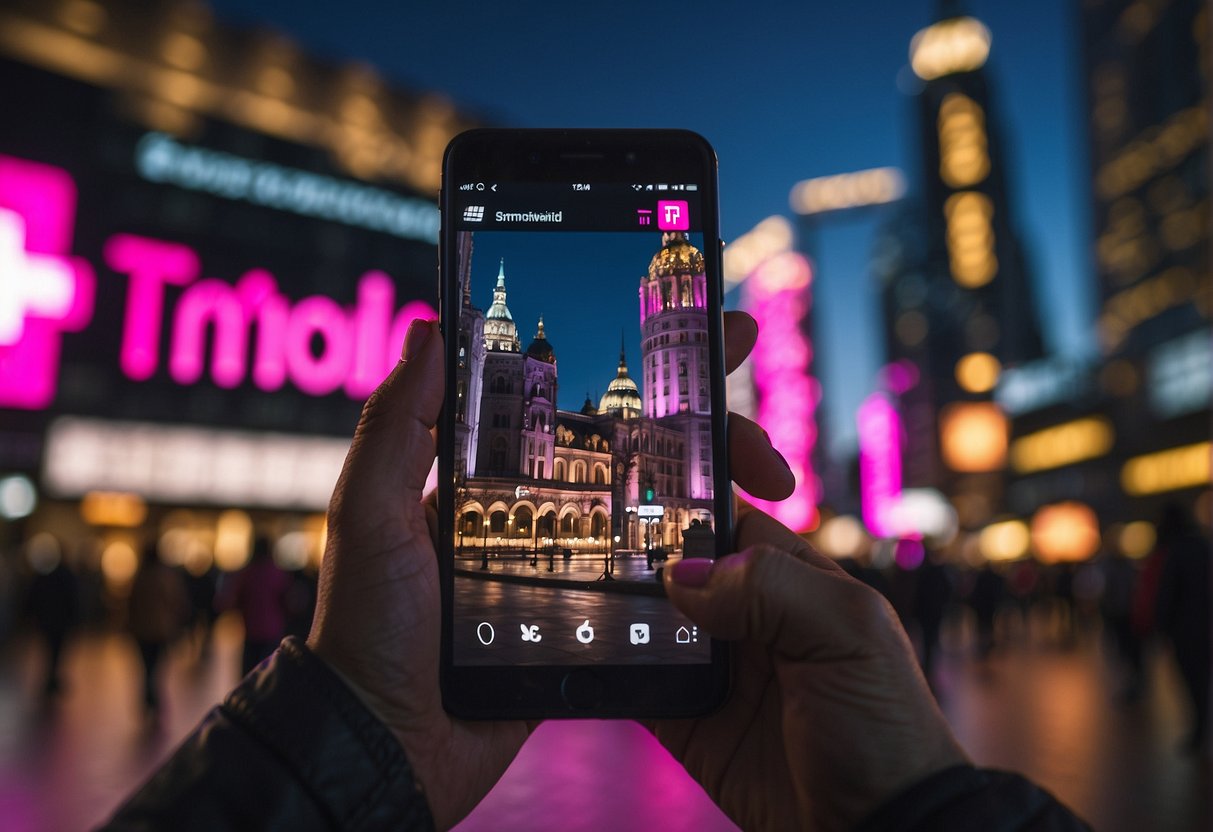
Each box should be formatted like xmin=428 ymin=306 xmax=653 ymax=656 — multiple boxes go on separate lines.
xmin=624 ymin=152 xmax=637 ymax=164
xmin=528 ymin=152 xmax=542 ymax=164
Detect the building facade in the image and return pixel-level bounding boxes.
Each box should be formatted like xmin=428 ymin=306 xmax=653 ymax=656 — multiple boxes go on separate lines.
xmin=452 ymin=231 xmax=715 ymax=556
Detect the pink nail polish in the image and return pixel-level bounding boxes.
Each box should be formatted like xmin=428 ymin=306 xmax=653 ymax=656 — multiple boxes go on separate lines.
xmin=668 ymin=558 xmax=714 ymax=587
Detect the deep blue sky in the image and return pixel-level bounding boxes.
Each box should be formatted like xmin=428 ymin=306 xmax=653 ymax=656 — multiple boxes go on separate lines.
xmin=466 ymin=231 xmax=683 ymax=412
xmin=209 ymin=0 xmax=1097 ymax=456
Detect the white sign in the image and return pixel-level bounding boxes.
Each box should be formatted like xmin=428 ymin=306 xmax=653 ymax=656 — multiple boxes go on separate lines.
xmin=1149 ymin=329 xmax=1212 ymax=419
xmin=637 ymin=505 xmax=665 ymax=518
xmin=43 ymin=416 xmax=349 ymax=510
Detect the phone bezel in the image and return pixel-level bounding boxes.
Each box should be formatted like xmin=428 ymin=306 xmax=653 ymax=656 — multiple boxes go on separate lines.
xmin=437 ymin=129 xmax=732 ymax=719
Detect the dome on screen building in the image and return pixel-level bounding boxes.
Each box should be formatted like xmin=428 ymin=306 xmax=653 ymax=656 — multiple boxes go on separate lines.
xmin=525 ymin=317 xmax=555 ymax=363
xmin=599 ymin=338 xmax=642 ymax=419
xmin=647 ymin=231 xmax=705 ymax=279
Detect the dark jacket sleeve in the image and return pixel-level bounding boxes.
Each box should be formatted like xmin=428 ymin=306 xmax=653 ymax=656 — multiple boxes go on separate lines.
xmin=100 ymin=637 xmax=435 ymax=832
xmin=856 ymin=764 xmax=1091 ymax=832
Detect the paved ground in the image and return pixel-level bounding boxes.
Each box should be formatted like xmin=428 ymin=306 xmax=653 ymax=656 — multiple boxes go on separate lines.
xmin=0 ymin=611 xmax=1208 ymax=831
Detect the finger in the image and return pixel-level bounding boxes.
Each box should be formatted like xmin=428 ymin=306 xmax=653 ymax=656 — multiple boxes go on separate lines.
xmin=733 ymin=503 xmax=842 ymax=572
xmin=723 ymin=310 xmax=758 ymax=375
xmin=729 ymin=412 xmax=795 ymax=501
xmin=333 ymin=320 xmax=444 ymax=511
xmin=663 ymin=546 xmax=893 ymax=662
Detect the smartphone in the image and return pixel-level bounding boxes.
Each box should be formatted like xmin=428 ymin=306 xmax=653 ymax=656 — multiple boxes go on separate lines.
xmin=437 ymin=129 xmax=731 ymax=719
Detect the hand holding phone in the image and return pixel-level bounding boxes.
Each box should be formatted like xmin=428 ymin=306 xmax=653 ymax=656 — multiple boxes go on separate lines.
xmin=306 ymin=313 xmax=795 ymax=827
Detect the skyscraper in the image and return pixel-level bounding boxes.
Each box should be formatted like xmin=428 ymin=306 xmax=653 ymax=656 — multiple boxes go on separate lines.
xmin=1081 ymin=0 xmax=1210 ymax=517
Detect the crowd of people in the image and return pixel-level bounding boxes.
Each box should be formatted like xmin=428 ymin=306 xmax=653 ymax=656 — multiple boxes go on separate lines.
xmin=4 ymin=533 xmax=317 ymax=721
xmin=833 ymin=503 xmax=1211 ymax=752
xmin=3 ymin=499 xmax=1209 ymax=753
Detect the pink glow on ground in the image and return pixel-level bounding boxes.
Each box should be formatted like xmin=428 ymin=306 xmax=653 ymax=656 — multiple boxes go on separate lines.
xmin=456 ymin=721 xmax=737 ymax=832
xmin=742 ymin=252 xmax=819 ymax=531
xmin=858 ymin=392 xmax=902 ymax=538
xmin=0 ymin=155 xmax=95 ymax=410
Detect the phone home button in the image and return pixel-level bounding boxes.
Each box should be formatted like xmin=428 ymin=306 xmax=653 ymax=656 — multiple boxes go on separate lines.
xmin=560 ymin=669 xmax=606 ymax=711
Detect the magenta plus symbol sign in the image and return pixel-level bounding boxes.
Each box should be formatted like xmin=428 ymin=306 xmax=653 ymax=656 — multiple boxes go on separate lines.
xmin=0 ymin=155 xmax=94 ymax=410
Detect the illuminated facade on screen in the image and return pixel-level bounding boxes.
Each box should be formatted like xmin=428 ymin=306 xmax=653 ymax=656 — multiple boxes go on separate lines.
xmin=452 ymin=232 xmax=714 ymax=554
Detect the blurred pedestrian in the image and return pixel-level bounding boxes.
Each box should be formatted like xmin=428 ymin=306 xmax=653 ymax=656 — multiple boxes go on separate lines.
xmin=969 ymin=563 xmax=1005 ymax=660
xmin=1051 ymin=563 xmax=1078 ymax=647
xmin=218 ymin=537 xmax=291 ymax=677
xmin=128 ymin=543 xmax=189 ymax=716
xmin=1099 ymin=546 xmax=1144 ymax=701
xmin=1006 ymin=558 xmax=1040 ymax=639
xmin=183 ymin=558 xmax=220 ymax=659
xmin=284 ymin=567 xmax=318 ymax=640
xmin=1151 ymin=503 xmax=1211 ymax=751
xmin=23 ymin=535 xmax=80 ymax=697
xmin=912 ymin=547 xmax=952 ymax=680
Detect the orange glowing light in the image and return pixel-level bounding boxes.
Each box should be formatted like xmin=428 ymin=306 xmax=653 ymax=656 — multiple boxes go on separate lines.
xmin=1031 ymin=502 xmax=1101 ymax=563
xmin=1121 ymin=441 xmax=1212 ymax=496
xmin=955 ymin=351 xmax=1001 ymax=393
xmin=80 ymin=491 xmax=147 ymax=527
xmin=939 ymin=402 xmax=1007 ymax=472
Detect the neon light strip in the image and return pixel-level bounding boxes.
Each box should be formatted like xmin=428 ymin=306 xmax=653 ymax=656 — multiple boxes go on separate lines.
xmin=742 ymin=252 xmax=819 ymax=531
xmin=857 ymin=392 xmax=902 ymax=538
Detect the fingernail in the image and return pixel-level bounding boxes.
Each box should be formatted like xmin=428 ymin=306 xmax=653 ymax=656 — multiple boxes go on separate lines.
xmin=402 ymin=319 xmax=434 ymax=360
xmin=668 ymin=558 xmax=715 ymax=587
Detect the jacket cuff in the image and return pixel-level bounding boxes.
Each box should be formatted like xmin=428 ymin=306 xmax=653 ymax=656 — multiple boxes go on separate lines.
xmin=222 ymin=636 xmax=435 ymax=831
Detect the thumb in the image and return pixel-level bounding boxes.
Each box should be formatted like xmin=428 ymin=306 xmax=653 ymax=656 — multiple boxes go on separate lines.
xmin=332 ymin=319 xmax=444 ymax=518
xmin=663 ymin=546 xmax=896 ymax=663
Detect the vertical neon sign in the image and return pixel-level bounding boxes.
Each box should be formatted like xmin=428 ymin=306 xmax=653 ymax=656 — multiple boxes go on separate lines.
xmin=743 ymin=251 xmax=819 ymax=531
xmin=857 ymin=391 xmax=902 ymax=538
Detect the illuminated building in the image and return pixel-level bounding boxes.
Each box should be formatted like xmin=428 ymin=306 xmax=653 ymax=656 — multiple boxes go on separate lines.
xmin=909 ymin=1 xmax=1044 ymax=372
xmin=872 ymin=1 xmax=1044 ymax=534
xmin=978 ymin=0 xmax=1210 ymax=541
xmin=452 ymin=233 xmax=716 ymax=555
xmin=1081 ymin=0 xmax=1211 ymax=520
xmin=0 ymin=0 xmax=476 ymax=574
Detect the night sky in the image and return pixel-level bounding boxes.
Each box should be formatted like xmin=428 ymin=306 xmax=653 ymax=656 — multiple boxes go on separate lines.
xmin=207 ymin=0 xmax=1095 ymax=457
xmin=465 ymin=231 xmax=702 ymax=412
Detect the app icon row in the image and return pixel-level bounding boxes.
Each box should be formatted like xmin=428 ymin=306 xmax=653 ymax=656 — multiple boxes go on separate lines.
xmin=474 ymin=620 xmax=699 ymax=646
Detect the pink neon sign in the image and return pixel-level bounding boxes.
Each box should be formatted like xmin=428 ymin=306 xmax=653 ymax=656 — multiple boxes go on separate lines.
xmin=0 ymin=152 xmax=435 ymax=410
xmin=104 ymin=234 xmax=435 ymax=398
xmin=857 ymin=391 xmax=902 ymax=538
xmin=0 ymin=155 xmax=95 ymax=410
xmin=742 ymin=252 xmax=819 ymax=531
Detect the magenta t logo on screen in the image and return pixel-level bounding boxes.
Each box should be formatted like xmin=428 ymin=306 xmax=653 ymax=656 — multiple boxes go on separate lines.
xmin=657 ymin=200 xmax=689 ymax=231
xmin=0 ymin=155 xmax=95 ymax=410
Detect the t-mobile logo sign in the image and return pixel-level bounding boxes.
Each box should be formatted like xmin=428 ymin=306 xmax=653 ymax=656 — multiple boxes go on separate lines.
xmin=657 ymin=200 xmax=689 ymax=231
xmin=0 ymin=155 xmax=95 ymax=410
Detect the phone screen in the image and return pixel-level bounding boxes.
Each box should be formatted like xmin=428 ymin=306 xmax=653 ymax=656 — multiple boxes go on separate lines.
xmin=445 ymin=178 xmax=723 ymax=669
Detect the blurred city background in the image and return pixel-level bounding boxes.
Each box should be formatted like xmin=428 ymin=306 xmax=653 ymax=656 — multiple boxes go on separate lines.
xmin=0 ymin=0 xmax=1208 ymax=830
